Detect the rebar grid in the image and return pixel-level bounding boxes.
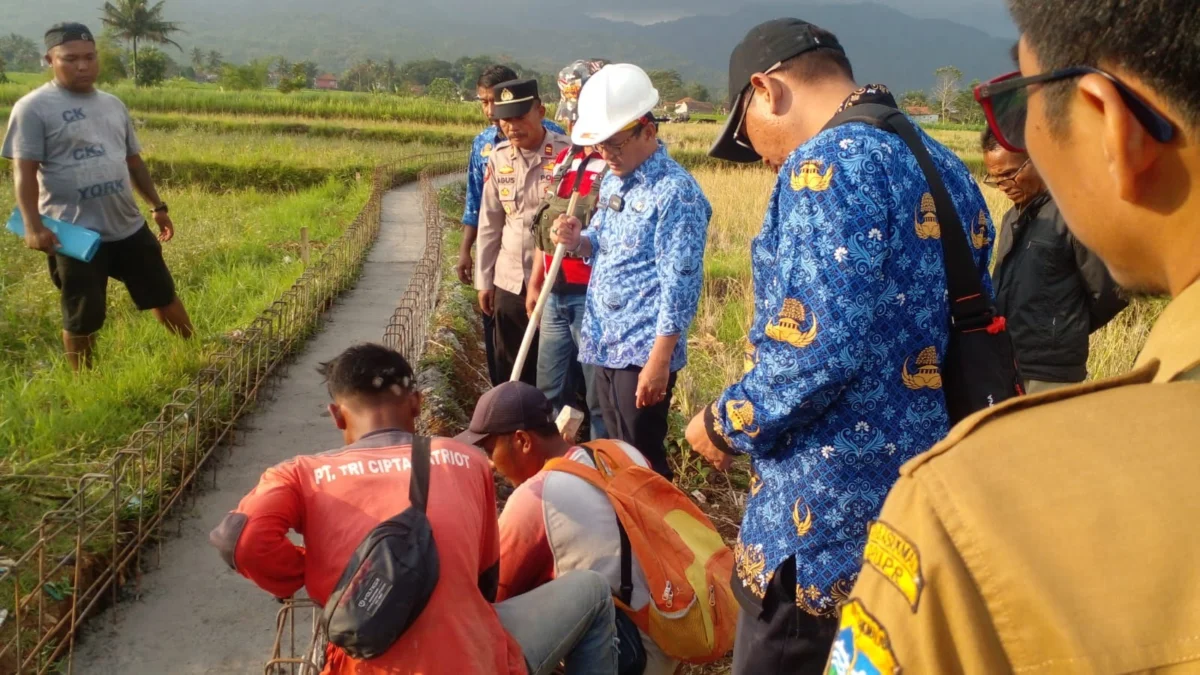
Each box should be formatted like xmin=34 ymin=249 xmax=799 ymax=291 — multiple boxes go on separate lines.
xmin=264 ymin=167 xmax=462 ymax=674
xmin=0 ymin=153 xmax=465 ymax=675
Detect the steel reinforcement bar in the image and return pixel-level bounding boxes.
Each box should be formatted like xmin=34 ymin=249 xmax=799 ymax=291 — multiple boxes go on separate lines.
xmin=0 ymin=151 xmax=465 ymax=675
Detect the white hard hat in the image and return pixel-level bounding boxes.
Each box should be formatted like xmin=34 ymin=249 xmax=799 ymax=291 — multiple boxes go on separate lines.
xmin=571 ymin=64 xmax=660 ymax=146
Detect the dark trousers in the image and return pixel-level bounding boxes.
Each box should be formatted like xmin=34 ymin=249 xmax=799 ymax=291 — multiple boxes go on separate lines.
xmin=494 ymin=286 xmax=538 ymax=386
xmin=732 ymin=558 xmax=839 ymax=675
xmin=594 ymin=366 xmax=676 ymax=480
xmin=483 ymin=311 xmax=499 ymax=386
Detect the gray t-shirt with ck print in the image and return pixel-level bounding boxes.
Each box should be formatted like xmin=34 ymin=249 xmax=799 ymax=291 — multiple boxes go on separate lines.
xmin=2 ymin=80 xmax=145 ymax=242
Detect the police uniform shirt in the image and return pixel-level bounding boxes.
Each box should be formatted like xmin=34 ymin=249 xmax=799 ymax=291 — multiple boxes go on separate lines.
xmin=475 ymin=129 xmax=572 ymax=295
xmin=828 ymin=281 xmax=1200 ymax=673
xmin=461 ymin=119 xmax=564 ymax=228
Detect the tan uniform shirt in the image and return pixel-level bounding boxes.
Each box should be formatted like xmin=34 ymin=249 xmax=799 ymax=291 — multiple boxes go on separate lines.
xmin=829 ymin=281 xmax=1200 ymax=675
xmin=475 ymin=130 xmax=572 ymax=295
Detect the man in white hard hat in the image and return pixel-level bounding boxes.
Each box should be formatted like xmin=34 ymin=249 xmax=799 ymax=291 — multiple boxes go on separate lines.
xmin=551 ymin=63 xmax=712 ymax=481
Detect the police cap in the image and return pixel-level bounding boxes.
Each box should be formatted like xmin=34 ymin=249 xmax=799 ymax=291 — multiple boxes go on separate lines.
xmin=492 ymin=78 xmax=540 ymax=120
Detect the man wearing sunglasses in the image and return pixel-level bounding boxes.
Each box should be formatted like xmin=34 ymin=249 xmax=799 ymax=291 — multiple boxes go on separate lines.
xmin=982 ymin=128 xmax=1126 ymax=394
xmin=686 ymin=18 xmax=994 ymax=674
xmin=830 ymin=1 xmax=1200 ymax=673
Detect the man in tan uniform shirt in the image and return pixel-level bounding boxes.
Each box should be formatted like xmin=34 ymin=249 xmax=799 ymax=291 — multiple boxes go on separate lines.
xmin=476 ymin=78 xmax=571 ymax=385
xmin=828 ymin=1 xmax=1200 ymax=673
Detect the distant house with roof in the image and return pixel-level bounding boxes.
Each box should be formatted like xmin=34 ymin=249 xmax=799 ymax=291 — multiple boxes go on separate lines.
xmin=673 ymin=97 xmax=716 ymax=119
xmin=905 ymin=104 xmax=940 ymax=124
xmin=314 ymin=74 xmax=339 ymax=91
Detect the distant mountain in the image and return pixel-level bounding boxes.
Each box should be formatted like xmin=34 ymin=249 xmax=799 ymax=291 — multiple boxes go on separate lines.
xmin=3 ymin=0 xmax=1014 ymax=93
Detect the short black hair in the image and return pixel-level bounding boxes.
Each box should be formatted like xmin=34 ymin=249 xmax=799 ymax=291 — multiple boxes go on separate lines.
xmin=478 ymin=65 xmax=519 ymax=90
xmin=317 ymin=343 xmax=414 ymax=401
xmin=981 ymin=125 xmax=1001 ymax=152
xmin=529 ymin=423 xmax=562 ymax=439
xmin=1009 ymin=0 xmax=1200 ymax=134
xmin=778 ymin=27 xmax=855 ymax=84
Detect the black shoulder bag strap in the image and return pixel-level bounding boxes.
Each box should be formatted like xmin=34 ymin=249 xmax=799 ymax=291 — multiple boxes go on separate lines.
xmin=581 ymin=442 xmax=634 ymax=606
xmin=823 ymin=103 xmax=994 ymax=328
xmin=409 ymin=435 xmax=432 ymax=513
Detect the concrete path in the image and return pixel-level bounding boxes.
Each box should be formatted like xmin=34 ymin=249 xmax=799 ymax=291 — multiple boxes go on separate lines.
xmin=72 ymin=174 xmax=462 ymax=674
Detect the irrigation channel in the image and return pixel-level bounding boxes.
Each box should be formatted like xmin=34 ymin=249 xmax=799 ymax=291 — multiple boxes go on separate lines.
xmin=3 ymin=166 xmax=465 ymax=674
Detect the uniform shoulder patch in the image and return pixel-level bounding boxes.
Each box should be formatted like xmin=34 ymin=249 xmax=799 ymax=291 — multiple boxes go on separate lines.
xmin=827 ymin=599 xmax=901 ymax=675
xmin=863 ymin=520 xmax=923 ymax=611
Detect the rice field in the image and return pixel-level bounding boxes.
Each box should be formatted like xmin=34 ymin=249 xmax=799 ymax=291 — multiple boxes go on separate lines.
xmin=0 ymin=81 xmax=485 ymax=124
xmin=0 ymin=78 xmax=1160 ymax=625
xmin=0 ymin=87 xmax=477 ymax=551
xmin=675 ymin=157 xmax=1161 ymax=445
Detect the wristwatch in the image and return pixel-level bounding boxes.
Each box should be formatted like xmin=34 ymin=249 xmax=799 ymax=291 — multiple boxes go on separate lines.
xmin=153 ymin=203 xmax=169 ymax=214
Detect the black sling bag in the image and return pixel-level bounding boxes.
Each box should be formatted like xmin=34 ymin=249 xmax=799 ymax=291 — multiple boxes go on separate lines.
xmin=823 ymin=104 xmax=1024 ymax=422
xmin=322 ymin=435 xmax=440 ymax=659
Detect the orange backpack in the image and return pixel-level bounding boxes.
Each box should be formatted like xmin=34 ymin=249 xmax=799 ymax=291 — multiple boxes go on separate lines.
xmin=545 ymin=440 xmax=737 ymax=664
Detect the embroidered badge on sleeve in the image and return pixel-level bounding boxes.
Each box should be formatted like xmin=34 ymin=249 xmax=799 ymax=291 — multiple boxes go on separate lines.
xmin=863 ymin=520 xmax=924 ymax=611
xmin=826 ymin=599 xmax=901 ymax=675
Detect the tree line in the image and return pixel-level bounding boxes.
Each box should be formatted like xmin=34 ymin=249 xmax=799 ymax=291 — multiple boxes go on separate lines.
xmin=336 ymin=57 xmax=714 ymax=105
xmin=900 ymin=65 xmax=986 ymax=126
xmin=1 ymin=0 xmax=720 ymax=105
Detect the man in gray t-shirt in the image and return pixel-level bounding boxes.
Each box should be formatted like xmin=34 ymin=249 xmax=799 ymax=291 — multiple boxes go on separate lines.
xmin=3 ymin=22 xmax=192 ymax=370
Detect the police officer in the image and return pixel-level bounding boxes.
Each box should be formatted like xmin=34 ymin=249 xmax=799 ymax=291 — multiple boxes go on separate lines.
xmin=461 ymin=65 xmax=564 ymax=385
xmin=828 ymin=0 xmax=1200 ymax=672
xmin=476 ymin=78 xmax=572 ymax=385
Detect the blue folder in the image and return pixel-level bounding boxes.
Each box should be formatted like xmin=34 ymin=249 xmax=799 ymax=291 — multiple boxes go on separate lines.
xmin=6 ymin=208 xmax=102 ymax=262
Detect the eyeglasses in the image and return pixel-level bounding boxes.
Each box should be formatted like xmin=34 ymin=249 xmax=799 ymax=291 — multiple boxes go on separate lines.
xmin=732 ymin=62 xmax=785 ymax=151
xmin=596 ymin=124 xmax=644 ymax=158
xmin=734 ymin=88 xmax=755 ymax=149
xmin=982 ymin=158 xmax=1031 ymax=188
xmin=974 ymin=67 xmax=1175 ymax=153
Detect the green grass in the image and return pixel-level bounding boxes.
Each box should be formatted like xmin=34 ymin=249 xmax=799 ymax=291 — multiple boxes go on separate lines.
xmin=0 ymin=82 xmax=484 ymax=124
xmin=0 ymin=109 xmax=480 ymax=149
xmin=128 ymin=111 xmax=480 ymax=147
xmin=0 ymin=178 xmax=372 ymax=473
xmin=0 ymin=128 xmax=466 ymax=190
xmin=1 ymin=72 xmax=50 ymax=87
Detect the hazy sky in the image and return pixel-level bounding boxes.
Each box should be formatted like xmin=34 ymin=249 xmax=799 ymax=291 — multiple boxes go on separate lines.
xmin=586 ymin=0 xmax=1014 ymax=37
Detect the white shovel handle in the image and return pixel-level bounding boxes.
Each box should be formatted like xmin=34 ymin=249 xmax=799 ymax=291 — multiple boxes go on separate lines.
xmin=510 ymin=192 xmax=582 ymax=382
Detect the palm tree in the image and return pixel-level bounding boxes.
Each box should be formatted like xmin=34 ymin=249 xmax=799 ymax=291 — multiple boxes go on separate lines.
xmin=100 ymin=0 xmax=184 ymax=86
xmin=207 ymin=50 xmax=223 ymax=72
xmin=190 ymin=46 xmax=204 ymax=73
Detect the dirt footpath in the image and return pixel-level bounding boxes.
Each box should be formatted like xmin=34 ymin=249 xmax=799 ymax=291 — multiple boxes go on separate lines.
xmin=72 ymin=175 xmax=461 ymax=675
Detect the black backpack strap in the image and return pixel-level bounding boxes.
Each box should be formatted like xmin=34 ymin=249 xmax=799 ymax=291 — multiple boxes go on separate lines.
xmin=823 ymin=104 xmax=994 ymax=328
xmin=581 ymin=443 xmax=634 ymax=606
xmin=409 ymin=435 xmax=432 ymax=513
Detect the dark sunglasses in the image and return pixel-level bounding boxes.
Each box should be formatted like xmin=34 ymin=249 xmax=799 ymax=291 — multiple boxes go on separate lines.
xmin=974 ymin=67 xmax=1175 ymax=153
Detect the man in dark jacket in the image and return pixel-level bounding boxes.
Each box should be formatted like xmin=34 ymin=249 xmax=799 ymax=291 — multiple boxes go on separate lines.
xmin=983 ymin=127 xmax=1126 ymax=393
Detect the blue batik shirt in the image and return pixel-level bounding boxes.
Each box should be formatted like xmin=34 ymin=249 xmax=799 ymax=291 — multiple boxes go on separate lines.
xmin=462 ymin=119 xmax=565 ymax=227
xmin=579 ymin=144 xmax=712 ymax=372
xmin=703 ymin=94 xmax=995 ymax=617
